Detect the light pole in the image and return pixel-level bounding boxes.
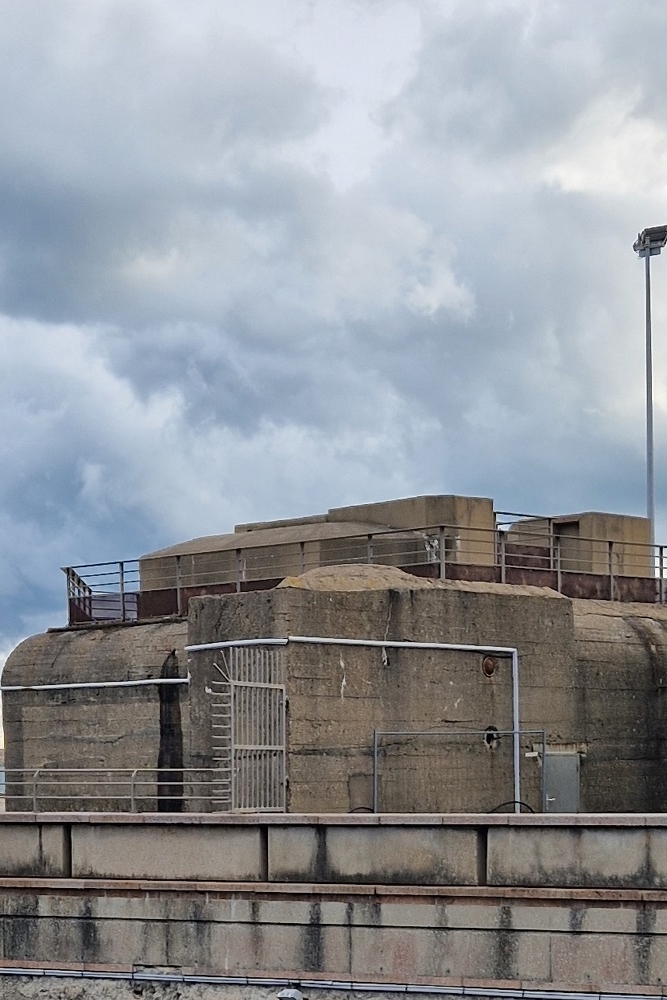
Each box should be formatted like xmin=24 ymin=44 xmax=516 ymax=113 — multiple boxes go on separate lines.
xmin=633 ymin=224 xmax=667 ymax=547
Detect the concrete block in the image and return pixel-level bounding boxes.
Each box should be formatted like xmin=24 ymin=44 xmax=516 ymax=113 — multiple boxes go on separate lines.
xmin=550 ymin=932 xmax=638 ymax=986
xmin=269 ymin=824 xmax=480 ymax=885
xmin=0 ymin=823 xmax=66 ymax=877
xmin=488 ymin=826 xmax=661 ymax=888
xmin=445 ymin=902 xmax=506 ymax=931
xmin=71 ymin=823 xmax=263 ymax=881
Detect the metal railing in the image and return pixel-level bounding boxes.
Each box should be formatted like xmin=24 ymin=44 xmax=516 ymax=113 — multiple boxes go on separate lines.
xmin=63 ymin=514 xmax=667 ymax=625
xmin=3 ymin=768 xmax=238 ymax=813
xmin=373 ymin=728 xmax=547 ymax=814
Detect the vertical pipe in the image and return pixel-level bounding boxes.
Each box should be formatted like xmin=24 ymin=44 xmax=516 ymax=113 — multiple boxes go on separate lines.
xmin=556 ymin=534 xmax=562 ymax=593
xmin=646 ymin=249 xmax=655 ymax=548
xmin=281 ymin=670 xmax=287 ymax=810
xmin=541 ymin=730 xmax=547 ymax=813
xmin=511 ymin=651 xmax=521 ymax=812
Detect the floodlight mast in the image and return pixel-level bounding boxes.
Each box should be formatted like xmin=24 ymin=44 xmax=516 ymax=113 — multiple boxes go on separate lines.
xmin=633 ymin=225 xmax=667 ymax=547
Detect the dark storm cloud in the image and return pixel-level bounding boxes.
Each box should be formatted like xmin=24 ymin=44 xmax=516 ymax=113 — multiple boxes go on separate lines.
xmin=1 ymin=0 xmax=667 ymax=660
xmin=0 ymin=0 xmax=329 ymax=326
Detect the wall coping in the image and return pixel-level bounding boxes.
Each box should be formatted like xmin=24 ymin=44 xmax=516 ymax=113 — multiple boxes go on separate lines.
xmin=4 ymin=811 xmax=667 ymax=827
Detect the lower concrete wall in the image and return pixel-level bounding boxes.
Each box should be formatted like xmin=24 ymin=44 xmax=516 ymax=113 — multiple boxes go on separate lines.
xmin=0 ymin=881 xmax=665 ymax=989
xmin=2 ymin=815 xmax=667 ymax=989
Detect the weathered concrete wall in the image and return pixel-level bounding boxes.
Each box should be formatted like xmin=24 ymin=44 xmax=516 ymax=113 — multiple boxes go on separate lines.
xmin=8 ymin=580 xmax=667 ymax=814
xmin=0 ymin=881 xmax=665 ymax=989
xmin=6 ymin=812 xmax=667 ymax=889
xmin=1 ymin=815 xmax=667 ymax=989
xmin=188 ymin=583 xmax=577 ymax=813
xmin=572 ymin=600 xmax=667 ymax=812
xmin=2 ymin=621 xmax=188 ymax=810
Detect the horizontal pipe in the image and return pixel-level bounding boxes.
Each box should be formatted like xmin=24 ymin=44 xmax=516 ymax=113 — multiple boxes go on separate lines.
xmin=186 ymin=637 xmax=289 ymax=651
xmin=1 ymin=677 xmax=189 ymax=693
xmin=186 ymin=635 xmax=516 ymax=655
xmin=0 ymin=966 xmax=652 ymax=1000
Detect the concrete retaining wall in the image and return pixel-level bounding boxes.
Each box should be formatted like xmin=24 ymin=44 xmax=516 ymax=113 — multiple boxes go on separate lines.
xmin=0 ymin=815 xmax=667 ymax=988
xmin=4 ymin=813 xmax=667 ymax=888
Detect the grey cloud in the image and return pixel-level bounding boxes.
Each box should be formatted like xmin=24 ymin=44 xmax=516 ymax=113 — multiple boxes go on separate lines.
xmin=2 ymin=0 xmax=667 ymax=658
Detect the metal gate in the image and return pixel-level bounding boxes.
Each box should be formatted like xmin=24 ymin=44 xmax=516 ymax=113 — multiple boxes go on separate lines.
xmin=210 ymin=645 xmax=286 ymax=811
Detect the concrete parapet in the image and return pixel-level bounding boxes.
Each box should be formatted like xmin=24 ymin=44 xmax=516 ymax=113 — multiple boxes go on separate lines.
xmin=6 ymin=813 xmax=667 ymax=890
xmin=268 ymin=824 xmax=480 ymax=885
xmin=487 ymin=823 xmax=667 ymax=888
xmin=70 ymin=823 xmax=265 ymax=881
xmin=0 ymin=821 xmax=66 ymax=877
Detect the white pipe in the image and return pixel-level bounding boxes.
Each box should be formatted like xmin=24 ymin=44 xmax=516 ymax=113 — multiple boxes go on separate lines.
xmin=186 ymin=635 xmax=523 ymax=811
xmin=1 ymin=677 xmax=189 ymax=693
xmin=0 ymin=967 xmax=650 ymax=1000
xmin=186 ymin=636 xmax=516 ymax=654
xmin=511 ymin=649 xmax=520 ymax=810
xmin=186 ymin=637 xmax=288 ymax=651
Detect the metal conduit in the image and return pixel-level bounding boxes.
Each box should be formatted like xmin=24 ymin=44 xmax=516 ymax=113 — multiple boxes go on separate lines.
xmin=1 ymin=677 xmax=190 ymax=693
xmin=0 ymin=967 xmax=654 ymax=1000
xmin=186 ymin=635 xmax=522 ymax=813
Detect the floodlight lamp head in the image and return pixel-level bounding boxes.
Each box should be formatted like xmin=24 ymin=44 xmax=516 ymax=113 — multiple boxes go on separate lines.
xmin=634 ymin=225 xmax=667 ymax=257
xmin=276 ymin=990 xmax=305 ymax=1000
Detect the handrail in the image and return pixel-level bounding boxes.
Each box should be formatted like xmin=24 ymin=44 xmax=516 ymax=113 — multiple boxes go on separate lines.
xmin=4 ymin=767 xmax=244 ymax=814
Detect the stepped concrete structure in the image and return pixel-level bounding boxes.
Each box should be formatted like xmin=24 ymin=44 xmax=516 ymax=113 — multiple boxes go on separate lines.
xmin=3 ymin=494 xmax=667 ymax=814
xmin=5 ymin=494 xmax=667 ymax=994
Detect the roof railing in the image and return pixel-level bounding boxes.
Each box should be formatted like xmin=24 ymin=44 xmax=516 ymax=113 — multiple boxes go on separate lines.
xmin=62 ymin=515 xmax=665 ymax=625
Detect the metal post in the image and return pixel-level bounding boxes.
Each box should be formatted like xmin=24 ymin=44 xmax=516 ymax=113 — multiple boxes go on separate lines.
xmin=499 ymin=531 xmax=506 ymax=584
xmin=646 ymin=249 xmax=656 ymax=547
xmin=119 ymin=561 xmax=126 ymax=622
xmin=175 ymin=555 xmax=182 ymax=616
xmin=439 ymin=527 xmax=446 ymax=580
xmin=373 ymin=730 xmax=378 ymax=813
xmin=608 ymin=540 xmax=615 ymax=601
xmin=130 ymin=769 xmax=138 ymax=812
xmin=32 ymin=770 xmax=40 ymax=812
xmin=367 ymin=534 xmax=373 ymax=564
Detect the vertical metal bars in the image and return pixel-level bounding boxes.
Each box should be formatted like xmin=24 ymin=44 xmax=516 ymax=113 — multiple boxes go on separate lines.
xmin=208 ymin=645 xmax=286 ymax=812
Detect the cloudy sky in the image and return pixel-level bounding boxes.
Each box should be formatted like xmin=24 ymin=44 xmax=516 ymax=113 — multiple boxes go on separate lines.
xmin=1 ymin=0 xmax=667 ymax=657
